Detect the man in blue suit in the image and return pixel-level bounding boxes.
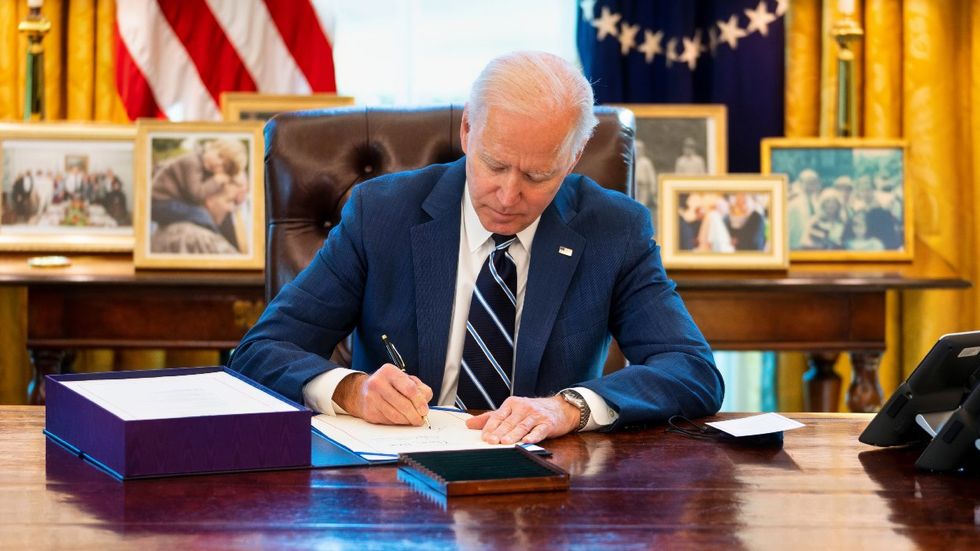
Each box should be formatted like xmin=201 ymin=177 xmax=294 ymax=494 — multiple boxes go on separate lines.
xmin=231 ymin=51 xmax=723 ymax=445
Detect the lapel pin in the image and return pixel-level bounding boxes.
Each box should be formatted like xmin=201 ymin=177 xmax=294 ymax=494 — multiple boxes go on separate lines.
xmin=558 ymin=246 xmax=573 ymax=257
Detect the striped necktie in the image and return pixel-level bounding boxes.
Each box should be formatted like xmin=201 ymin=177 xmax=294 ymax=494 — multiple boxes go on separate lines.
xmin=456 ymin=233 xmax=517 ymax=410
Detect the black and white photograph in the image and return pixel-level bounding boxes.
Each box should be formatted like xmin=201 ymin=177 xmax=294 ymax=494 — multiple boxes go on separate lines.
xmin=617 ymin=104 xmax=727 ymax=224
xmin=134 ymin=121 xmax=265 ymax=269
xmin=658 ymin=174 xmax=787 ymax=270
xmin=0 ymin=124 xmax=135 ymax=252
xmin=762 ymin=138 xmax=911 ymax=260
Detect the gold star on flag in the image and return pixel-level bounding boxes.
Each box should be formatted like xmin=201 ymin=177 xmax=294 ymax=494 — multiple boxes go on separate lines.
xmin=745 ymin=0 xmax=778 ymax=36
xmin=637 ymin=29 xmax=664 ymax=63
xmin=592 ymin=6 xmax=621 ymax=41
xmin=619 ymin=22 xmax=640 ymax=55
xmin=717 ymin=14 xmax=748 ymax=49
xmin=665 ymin=37 xmax=679 ymax=67
xmin=679 ymin=32 xmax=703 ymax=70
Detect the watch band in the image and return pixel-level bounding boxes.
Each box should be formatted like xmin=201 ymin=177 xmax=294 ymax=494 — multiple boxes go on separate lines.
xmin=560 ymin=389 xmax=590 ymax=432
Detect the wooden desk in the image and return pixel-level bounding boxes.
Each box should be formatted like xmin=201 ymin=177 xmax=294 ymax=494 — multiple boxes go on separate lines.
xmin=0 ymin=242 xmax=968 ymax=409
xmin=3 ymin=407 xmax=977 ymax=549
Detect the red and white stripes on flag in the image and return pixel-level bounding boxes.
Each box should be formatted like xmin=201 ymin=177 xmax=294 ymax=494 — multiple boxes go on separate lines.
xmin=115 ymin=0 xmax=337 ymax=121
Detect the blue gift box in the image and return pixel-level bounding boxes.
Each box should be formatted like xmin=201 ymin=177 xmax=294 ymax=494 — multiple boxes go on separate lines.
xmin=44 ymin=366 xmax=312 ymax=480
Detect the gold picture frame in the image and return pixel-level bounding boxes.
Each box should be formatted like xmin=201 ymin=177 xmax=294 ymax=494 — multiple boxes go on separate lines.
xmin=658 ymin=174 xmax=788 ymax=270
xmin=761 ymin=138 xmax=912 ymax=261
xmin=0 ymin=122 xmax=136 ymax=252
xmin=133 ymin=120 xmax=265 ymax=270
xmin=610 ymin=104 xmax=727 ymax=227
xmin=220 ymin=92 xmax=355 ymax=122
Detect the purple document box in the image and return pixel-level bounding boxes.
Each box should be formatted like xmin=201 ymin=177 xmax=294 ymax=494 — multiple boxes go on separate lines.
xmin=44 ymin=366 xmax=312 ymax=480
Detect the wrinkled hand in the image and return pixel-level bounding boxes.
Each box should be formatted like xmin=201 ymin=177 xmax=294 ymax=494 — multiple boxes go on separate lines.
xmin=465 ymin=395 xmax=580 ymax=445
xmin=335 ymin=364 xmax=432 ymax=426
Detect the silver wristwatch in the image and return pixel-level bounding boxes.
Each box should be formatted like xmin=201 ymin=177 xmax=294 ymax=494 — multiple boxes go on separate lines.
xmin=559 ymin=389 xmax=591 ymax=432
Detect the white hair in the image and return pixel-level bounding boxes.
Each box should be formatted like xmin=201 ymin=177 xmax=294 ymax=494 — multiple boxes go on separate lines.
xmin=467 ymin=51 xmax=598 ymax=159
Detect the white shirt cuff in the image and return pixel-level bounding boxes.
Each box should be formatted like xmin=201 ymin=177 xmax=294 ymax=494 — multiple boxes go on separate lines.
xmin=302 ymin=368 xmax=363 ymax=416
xmin=571 ymin=386 xmax=620 ymax=432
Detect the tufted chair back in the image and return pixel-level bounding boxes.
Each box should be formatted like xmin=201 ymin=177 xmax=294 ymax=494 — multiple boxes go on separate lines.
xmin=264 ymin=105 xmax=635 ymax=368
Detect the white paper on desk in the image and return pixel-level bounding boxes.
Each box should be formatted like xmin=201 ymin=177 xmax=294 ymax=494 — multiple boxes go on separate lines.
xmin=61 ymin=371 xmax=299 ymax=421
xmin=706 ymin=413 xmax=805 ymax=437
xmin=312 ymin=408 xmax=518 ymax=456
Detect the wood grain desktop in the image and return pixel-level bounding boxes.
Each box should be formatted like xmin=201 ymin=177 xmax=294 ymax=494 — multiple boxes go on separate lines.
xmin=3 ymin=407 xmax=979 ymax=549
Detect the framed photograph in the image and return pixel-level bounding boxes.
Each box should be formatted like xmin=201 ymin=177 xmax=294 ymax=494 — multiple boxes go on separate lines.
xmin=613 ymin=104 xmax=727 ymax=224
xmin=220 ymin=92 xmax=355 ymax=121
xmin=658 ymin=174 xmax=788 ymax=270
xmin=761 ymin=138 xmax=911 ymax=261
xmin=0 ymin=123 xmax=135 ymax=252
xmin=134 ymin=120 xmax=265 ymax=269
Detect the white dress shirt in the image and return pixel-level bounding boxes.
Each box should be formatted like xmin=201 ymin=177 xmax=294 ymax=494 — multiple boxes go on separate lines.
xmin=303 ymin=183 xmax=619 ymax=431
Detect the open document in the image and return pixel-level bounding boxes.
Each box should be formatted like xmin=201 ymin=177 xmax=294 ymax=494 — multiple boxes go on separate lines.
xmin=312 ymin=408 xmax=541 ymax=461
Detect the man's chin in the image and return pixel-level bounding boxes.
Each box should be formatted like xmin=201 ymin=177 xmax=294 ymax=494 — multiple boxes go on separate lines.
xmin=477 ymin=212 xmax=526 ymax=235
xmin=484 ymin=220 xmax=526 ymax=236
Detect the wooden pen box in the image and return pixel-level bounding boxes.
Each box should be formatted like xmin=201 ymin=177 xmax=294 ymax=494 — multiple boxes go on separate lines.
xmin=398 ymin=447 xmax=570 ymax=496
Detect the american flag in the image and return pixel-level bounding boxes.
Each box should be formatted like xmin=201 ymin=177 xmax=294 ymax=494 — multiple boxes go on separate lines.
xmin=116 ymin=0 xmax=337 ymax=121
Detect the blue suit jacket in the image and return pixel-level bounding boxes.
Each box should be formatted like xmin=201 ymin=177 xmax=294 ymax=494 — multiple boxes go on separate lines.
xmin=231 ymin=158 xmax=723 ymax=428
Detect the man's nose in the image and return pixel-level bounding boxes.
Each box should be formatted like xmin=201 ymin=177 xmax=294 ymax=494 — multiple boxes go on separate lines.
xmin=497 ymin=172 xmax=521 ymax=207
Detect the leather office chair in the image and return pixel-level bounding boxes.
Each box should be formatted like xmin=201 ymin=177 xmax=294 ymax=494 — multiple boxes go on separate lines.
xmin=264 ymin=105 xmax=635 ymax=370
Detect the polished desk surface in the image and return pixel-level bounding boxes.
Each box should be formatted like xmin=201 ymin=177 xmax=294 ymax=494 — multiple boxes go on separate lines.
xmin=2 ymin=407 xmax=979 ymax=549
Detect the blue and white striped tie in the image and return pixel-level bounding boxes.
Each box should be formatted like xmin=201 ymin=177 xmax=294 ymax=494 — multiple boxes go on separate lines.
xmin=456 ymin=233 xmax=517 ymax=410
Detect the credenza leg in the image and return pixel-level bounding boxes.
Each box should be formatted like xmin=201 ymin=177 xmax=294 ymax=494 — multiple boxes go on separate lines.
xmin=27 ymin=348 xmax=76 ymax=405
xmin=847 ymin=351 xmax=884 ymax=413
xmin=803 ymin=352 xmax=841 ymax=412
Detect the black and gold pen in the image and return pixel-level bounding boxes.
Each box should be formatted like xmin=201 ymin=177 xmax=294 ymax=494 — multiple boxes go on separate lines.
xmin=381 ymin=334 xmax=431 ymax=429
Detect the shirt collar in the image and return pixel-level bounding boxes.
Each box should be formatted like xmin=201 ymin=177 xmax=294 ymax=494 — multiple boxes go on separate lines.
xmin=462 ymin=182 xmax=541 ymax=253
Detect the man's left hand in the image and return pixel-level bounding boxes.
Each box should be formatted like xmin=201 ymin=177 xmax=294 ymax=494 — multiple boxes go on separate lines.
xmin=465 ymin=395 xmax=581 ymax=444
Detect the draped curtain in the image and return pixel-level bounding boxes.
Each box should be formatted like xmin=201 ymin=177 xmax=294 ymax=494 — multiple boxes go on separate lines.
xmin=0 ymin=0 xmax=215 ymax=403
xmin=780 ymin=0 xmax=980 ymax=410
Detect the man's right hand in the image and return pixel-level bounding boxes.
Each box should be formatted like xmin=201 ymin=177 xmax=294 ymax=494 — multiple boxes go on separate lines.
xmin=333 ymin=364 xmax=432 ymax=426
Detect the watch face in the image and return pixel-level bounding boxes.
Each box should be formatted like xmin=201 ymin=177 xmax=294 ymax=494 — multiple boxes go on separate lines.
xmin=561 ymin=390 xmax=589 ymax=430
xmin=562 ymin=390 xmax=582 ymax=406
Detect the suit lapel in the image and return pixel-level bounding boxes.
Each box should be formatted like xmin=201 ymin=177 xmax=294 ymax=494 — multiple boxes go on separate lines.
xmin=411 ymin=160 xmax=466 ymax=397
xmin=513 ymin=181 xmax=585 ymax=396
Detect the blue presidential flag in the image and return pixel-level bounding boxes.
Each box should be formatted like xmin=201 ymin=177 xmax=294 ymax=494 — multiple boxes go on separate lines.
xmin=577 ymin=0 xmax=786 ymax=172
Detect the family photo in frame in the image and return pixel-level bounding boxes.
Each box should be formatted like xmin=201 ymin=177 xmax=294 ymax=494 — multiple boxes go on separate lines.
xmin=0 ymin=123 xmax=135 ymax=252
xmin=615 ymin=104 xmax=727 ymax=225
xmin=762 ymin=138 xmax=911 ymax=261
xmin=133 ymin=120 xmax=265 ymax=269
xmin=658 ymin=174 xmax=788 ymax=270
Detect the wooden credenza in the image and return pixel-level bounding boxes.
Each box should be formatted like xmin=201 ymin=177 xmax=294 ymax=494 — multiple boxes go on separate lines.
xmin=0 ymin=241 xmax=968 ymax=409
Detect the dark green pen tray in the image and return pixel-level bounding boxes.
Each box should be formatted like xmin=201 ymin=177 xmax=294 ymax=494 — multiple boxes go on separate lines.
xmin=397 ymin=447 xmax=569 ymax=496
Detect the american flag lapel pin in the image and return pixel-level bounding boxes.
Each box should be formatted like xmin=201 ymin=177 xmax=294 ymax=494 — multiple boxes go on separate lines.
xmin=558 ymin=246 xmax=573 ymax=257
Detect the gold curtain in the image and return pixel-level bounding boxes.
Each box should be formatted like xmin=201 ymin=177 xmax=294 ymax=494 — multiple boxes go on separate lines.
xmin=0 ymin=1 xmax=216 ymax=402
xmin=0 ymin=0 xmax=127 ymax=121
xmin=782 ymin=0 xmax=980 ymax=410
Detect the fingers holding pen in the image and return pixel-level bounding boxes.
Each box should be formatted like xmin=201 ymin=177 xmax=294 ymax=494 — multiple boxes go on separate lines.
xmin=408 ymin=375 xmax=433 ymax=412
xmin=356 ymin=364 xmax=430 ymax=426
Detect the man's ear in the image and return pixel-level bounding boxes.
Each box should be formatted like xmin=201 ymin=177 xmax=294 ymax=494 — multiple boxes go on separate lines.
xmin=460 ymin=107 xmax=471 ymax=155
xmin=564 ymin=146 xmax=585 ymax=177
